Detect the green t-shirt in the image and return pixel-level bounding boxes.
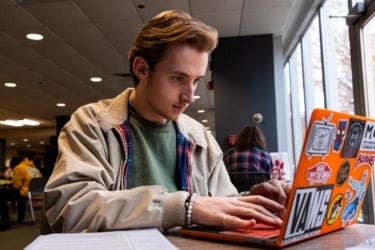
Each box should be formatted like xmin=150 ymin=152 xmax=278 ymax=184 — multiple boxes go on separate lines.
xmin=126 ymin=106 xmax=178 ymax=192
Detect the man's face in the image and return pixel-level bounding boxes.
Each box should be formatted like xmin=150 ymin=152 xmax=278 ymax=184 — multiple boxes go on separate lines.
xmin=141 ymin=44 xmax=208 ymax=123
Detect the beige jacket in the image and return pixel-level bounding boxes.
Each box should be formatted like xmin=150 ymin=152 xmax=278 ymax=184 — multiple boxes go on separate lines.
xmin=43 ymin=88 xmax=237 ymax=233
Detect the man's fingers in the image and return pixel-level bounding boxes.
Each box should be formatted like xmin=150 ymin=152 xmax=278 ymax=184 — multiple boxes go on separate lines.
xmin=250 ymin=180 xmax=289 ymax=206
xmin=222 ymin=215 xmax=256 ymax=228
xmin=251 ymin=181 xmax=279 ymax=196
xmin=238 ymin=195 xmax=285 ymax=213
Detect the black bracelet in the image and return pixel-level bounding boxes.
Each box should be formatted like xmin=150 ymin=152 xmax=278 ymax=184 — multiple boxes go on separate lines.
xmin=185 ymin=193 xmax=197 ymax=226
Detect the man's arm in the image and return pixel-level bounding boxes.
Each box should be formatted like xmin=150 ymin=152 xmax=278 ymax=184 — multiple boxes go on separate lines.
xmin=44 ymin=105 xmax=188 ymax=232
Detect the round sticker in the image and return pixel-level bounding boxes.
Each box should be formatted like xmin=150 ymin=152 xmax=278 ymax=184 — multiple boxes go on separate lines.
xmin=327 ymin=194 xmax=344 ymax=225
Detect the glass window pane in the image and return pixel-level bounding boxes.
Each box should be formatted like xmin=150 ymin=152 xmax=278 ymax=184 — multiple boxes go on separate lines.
xmin=284 ymin=62 xmax=296 ymax=171
xmin=322 ymin=0 xmax=354 ymax=113
xmin=288 ymin=43 xmax=306 ymax=164
xmin=302 ymin=14 xmax=325 ymax=114
xmin=362 ymin=15 xmax=375 ymax=117
xmin=361 ymin=9 xmax=375 ymax=225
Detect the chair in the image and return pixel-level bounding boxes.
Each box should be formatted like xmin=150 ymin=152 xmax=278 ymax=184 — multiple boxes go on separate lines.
xmin=27 ymin=176 xmax=49 ymax=225
xmin=229 ymin=172 xmax=270 ymax=192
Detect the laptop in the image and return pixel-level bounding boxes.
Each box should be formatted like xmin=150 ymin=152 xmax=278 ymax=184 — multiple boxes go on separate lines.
xmin=179 ymin=108 xmax=375 ymax=248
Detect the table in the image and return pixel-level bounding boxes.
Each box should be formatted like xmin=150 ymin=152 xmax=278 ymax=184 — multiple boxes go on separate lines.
xmin=0 ymin=179 xmax=13 ymax=187
xmin=166 ymin=223 xmax=375 ymax=249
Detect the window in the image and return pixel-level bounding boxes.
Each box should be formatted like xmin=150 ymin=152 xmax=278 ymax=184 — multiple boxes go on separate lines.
xmin=352 ymin=2 xmax=375 ymax=224
xmin=302 ymin=14 xmax=325 ymax=115
xmin=283 ymin=0 xmax=374 ymax=224
xmin=321 ymin=0 xmax=354 ymax=113
xmin=284 ymin=0 xmax=354 ymax=170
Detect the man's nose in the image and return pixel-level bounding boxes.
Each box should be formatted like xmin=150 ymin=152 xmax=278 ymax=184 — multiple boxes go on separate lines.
xmin=182 ymin=83 xmax=196 ymax=104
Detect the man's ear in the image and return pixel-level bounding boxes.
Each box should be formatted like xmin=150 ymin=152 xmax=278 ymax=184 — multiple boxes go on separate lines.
xmin=133 ymin=56 xmax=148 ymax=80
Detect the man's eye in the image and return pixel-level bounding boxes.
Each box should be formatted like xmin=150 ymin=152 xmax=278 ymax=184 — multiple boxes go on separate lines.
xmin=194 ymin=78 xmax=203 ymax=85
xmin=172 ymin=76 xmax=184 ymax=82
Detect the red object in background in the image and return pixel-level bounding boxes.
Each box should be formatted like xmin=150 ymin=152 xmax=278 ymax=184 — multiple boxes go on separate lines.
xmin=207 ymin=81 xmax=214 ymax=90
xmin=228 ymin=134 xmax=237 ymax=146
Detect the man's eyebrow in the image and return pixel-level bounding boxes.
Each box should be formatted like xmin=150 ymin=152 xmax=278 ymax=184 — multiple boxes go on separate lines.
xmin=171 ymin=70 xmax=205 ymax=79
xmin=171 ymin=70 xmax=189 ymax=77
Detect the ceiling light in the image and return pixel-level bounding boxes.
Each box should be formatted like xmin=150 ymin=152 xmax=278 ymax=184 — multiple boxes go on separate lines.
xmin=90 ymin=77 xmax=102 ymax=83
xmin=202 ymin=120 xmax=208 ymax=123
xmin=194 ymin=95 xmax=200 ymax=99
xmin=0 ymin=120 xmax=23 ymax=127
xmin=23 ymin=138 xmax=29 ymax=142
xmin=22 ymin=119 xmax=40 ymax=126
xmin=56 ymin=103 xmax=66 ymax=107
xmin=197 ymin=110 xmax=205 ymax=113
xmin=26 ymin=33 xmax=44 ymax=41
xmin=0 ymin=119 xmax=40 ymax=127
xmin=4 ymin=82 xmax=17 ymax=87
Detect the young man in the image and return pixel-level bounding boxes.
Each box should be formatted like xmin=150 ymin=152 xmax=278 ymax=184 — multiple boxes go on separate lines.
xmin=43 ymin=10 xmax=289 ymax=233
xmin=12 ymin=157 xmax=42 ymax=223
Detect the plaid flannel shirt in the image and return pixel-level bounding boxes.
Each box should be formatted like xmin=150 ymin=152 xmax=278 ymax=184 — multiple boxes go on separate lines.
xmin=224 ymin=147 xmax=273 ymax=174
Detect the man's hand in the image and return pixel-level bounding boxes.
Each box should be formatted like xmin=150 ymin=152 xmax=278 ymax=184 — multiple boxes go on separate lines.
xmin=191 ymin=195 xmax=284 ymax=229
xmin=250 ymin=179 xmax=292 ymax=208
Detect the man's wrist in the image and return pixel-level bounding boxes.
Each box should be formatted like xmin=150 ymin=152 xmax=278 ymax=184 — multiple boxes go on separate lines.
xmin=185 ymin=193 xmax=197 ymax=226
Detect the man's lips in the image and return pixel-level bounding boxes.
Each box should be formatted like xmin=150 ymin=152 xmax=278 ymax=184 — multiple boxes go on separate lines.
xmin=173 ymin=104 xmax=188 ymax=113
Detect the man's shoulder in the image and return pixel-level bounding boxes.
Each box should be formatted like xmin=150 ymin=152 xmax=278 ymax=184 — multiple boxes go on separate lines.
xmin=71 ymin=88 xmax=132 ymax=131
xmin=176 ymin=114 xmax=214 ymax=149
xmin=178 ymin=113 xmax=203 ymax=128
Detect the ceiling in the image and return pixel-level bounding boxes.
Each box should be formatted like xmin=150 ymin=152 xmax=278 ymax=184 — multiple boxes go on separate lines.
xmin=0 ymin=0 xmax=307 ymax=154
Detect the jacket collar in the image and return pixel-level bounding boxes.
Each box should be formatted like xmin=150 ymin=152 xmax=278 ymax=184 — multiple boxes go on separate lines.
xmin=96 ymin=88 xmax=207 ymax=148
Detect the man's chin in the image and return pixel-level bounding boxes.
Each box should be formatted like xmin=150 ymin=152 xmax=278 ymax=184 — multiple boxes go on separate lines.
xmin=166 ymin=113 xmax=182 ymax=122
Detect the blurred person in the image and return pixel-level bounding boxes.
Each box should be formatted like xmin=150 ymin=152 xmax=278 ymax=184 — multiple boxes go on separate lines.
xmin=0 ymin=157 xmax=22 ymax=229
xmin=12 ymin=156 xmax=42 ymax=223
xmin=0 ymin=162 xmax=16 ymax=230
xmin=43 ymin=10 xmax=290 ymax=234
xmin=0 ymin=188 xmax=11 ymax=230
xmin=43 ymin=135 xmax=58 ymax=177
xmin=224 ymin=125 xmax=273 ymax=176
xmin=1 ymin=165 xmax=13 ymax=180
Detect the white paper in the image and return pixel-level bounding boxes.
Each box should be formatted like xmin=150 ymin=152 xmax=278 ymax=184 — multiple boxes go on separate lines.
xmin=24 ymin=228 xmax=177 ymax=250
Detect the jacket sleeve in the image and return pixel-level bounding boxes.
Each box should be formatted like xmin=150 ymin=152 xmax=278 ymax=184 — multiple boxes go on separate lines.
xmin=44 ymin=104 xmax=189 ymax=233
xmin=187 ymin=120 xmax=238 ymax=197
xmin=204 ymin=132 xmax=239 ymax=196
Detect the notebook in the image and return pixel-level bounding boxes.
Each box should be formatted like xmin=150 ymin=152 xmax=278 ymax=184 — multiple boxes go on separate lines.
xmin=179 ymin=108 xmax=375 ymax=248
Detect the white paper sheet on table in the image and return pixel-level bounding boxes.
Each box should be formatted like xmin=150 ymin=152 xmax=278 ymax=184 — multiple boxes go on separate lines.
xmin=24 ymin=228 xmax=177 ymax=250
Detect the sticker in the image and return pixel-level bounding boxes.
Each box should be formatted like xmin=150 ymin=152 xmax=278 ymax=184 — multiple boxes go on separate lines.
xmin=337 ymin=161 xmax=350 ymax=186
xmin=283 ymin=185 xmax=333 ymax=243
xmin=271 ymin=159 xmax=285 ymax=180
xmin=341 ymin=119 xmax=366 ymax=158
xmin=341 ymin=169 xmax=369 ymax=226
xmin=360 ymin=121 xmax=375 ymax=151
xmin=333 ymin=119 xmax=348 ymax=152
xmin=307 ymin=162 xmax=333 ymax=185
xmin=355 ymin=153 xmax=375 ymax=170
xmin=327 ymin=194 xmax=344 ymax=225
xmin=306 ymin=114 xmax=335 ymax=158
xmin=345 ymin=188 xmax=353 ymax=201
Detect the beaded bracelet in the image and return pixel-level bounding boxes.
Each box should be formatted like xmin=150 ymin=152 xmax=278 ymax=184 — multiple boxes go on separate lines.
xmin=185 ymin=193 xmax=197 ymax=226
